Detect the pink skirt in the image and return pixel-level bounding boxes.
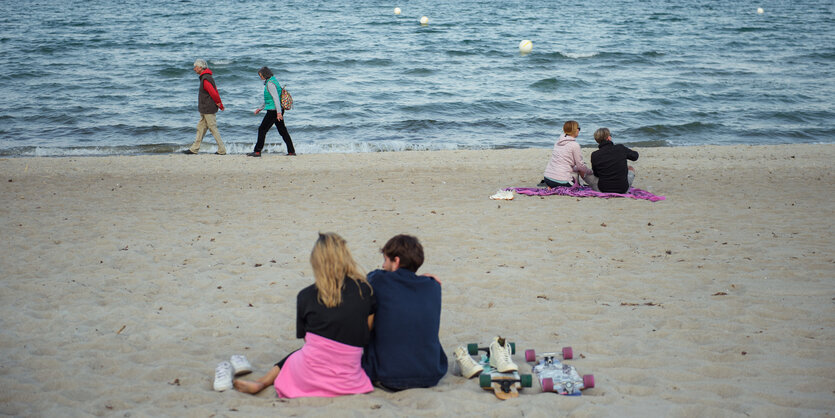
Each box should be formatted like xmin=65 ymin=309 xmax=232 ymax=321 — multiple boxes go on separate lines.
xmin=274 ymin=332 xmax=373 ymax=398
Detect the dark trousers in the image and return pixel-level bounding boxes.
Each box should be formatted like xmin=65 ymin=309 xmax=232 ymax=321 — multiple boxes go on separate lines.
xmin=256 ymin=109 xmax=295 ymax=154
xmin=542 ymin=177 xmax=572 ymax=188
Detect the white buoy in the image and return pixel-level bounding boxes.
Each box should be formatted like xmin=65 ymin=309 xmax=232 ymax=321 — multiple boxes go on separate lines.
xmin=394 ymin=7 xmax=401 ymax=15
xmin=420 ymin=16 xmax=428 ymax=25
xmin=519 ymin=39 xmax=533 ymax=54
xmin=757 ymin=7 xmax=764 ymax=14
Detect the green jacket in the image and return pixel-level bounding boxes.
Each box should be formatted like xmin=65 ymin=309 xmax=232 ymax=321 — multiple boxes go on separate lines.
xmin=263 ymin=76 xmax=281 ymax=111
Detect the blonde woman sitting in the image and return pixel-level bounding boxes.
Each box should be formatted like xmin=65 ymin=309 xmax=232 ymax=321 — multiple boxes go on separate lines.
xmin=232 ymin=233 xmax=376 ymax=398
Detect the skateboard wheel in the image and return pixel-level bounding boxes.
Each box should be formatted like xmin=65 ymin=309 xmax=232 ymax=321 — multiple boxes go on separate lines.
xmin=509 ymin=342 xmax=516 ymax=355
xmin=467 ymin=343 xmax=478 ymax=356
xmin=479 ymin=373 xmax=492 ymax=388
xmin=542 ymin=377 xmax=554 ymax=392
xmin=583 ymin=374 xmax=595 ymax=389
xmin=520 ymin=374 xmax=533 ymax=388
xmin=525 ymin=349 xmax=536 ymax=362
xmin=563 ymin=346 xmax=573 ymax=360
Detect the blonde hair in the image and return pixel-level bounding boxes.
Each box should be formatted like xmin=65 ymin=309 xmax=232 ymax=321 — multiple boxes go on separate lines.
xmin=310 ymin=233 xmax=369 ymax=308
xmin=563 ymin=120 xmax=579 ymax=135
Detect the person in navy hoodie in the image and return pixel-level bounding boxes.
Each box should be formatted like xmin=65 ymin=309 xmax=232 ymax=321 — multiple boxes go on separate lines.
xmin=362 ymin=235 xmax=447 ymax=391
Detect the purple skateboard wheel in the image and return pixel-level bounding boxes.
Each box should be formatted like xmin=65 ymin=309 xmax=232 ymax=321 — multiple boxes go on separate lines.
xmin=583 ymin=374 xmax=595 ymax=389
xmin=542 ymin=377 xmax=554 ymax=392
xmin=525 ymin=349 xmax=536 ymax=362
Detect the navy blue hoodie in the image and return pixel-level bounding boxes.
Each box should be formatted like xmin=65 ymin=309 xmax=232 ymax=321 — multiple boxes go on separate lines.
xmin=362 ymin=268 xmax=447 ymax=389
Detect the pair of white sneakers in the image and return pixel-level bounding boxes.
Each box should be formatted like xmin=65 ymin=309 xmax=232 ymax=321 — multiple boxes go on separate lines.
xmin=454 ymin=336 xmax=519 ymax=379
xmin=213 ymin=354 xmax=252 ymax=392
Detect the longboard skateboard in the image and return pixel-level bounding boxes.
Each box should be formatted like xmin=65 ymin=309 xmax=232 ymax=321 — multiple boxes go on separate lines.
xmin=525 ymin=348 xmax=594 ymax=395
xmin=479 ymin=368 xmax=531 ymax=399
xmin=468 ymin=339 xmax=531 ymax=399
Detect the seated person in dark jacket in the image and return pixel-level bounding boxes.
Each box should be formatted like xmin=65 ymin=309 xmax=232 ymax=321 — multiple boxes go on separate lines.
xmin=588 ymin=128 xmax=639 ymax=193
xmin=362 ymin=234 xmax=447 ymax=391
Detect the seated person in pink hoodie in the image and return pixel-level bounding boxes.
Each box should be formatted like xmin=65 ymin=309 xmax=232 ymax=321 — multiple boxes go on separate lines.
xmin=540 ymin=120 xmax=593 ymax=188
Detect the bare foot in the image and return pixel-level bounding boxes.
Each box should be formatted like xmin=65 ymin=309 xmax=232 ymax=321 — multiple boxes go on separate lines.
xmin=233 ymin=379 xmax=266 ymax=394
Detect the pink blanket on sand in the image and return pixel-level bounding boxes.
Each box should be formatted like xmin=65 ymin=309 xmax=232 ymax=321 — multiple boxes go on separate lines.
xmin=509 ymin=185 xmax=665 ymax=202
xmin=274 ymin=332 xmax=373 ymax=399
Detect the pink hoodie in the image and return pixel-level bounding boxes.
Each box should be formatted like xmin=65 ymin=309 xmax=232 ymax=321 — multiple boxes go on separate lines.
xmin=543 ymin=134 xmax=591 ymax=183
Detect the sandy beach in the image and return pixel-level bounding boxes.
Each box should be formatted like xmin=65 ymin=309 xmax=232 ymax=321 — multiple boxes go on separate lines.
xmin=0 ymin=144 xmax=833 ymax=417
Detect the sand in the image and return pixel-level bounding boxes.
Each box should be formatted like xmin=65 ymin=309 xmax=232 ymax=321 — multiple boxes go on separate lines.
xmin=0 ymin=144 xmax=833 ymax=417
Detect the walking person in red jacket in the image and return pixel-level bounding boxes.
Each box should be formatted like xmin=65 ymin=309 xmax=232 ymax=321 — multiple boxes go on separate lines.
xmin=184 ymin=59 xmax=227 ymax=155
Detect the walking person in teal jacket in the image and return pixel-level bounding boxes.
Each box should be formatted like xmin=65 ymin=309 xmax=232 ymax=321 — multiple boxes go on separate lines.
xmin=249 ymin=66 xmax=295 ymax=157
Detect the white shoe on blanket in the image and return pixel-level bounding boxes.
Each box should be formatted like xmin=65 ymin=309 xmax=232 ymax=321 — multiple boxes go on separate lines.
xmin=490 ymin=190 xmax=514 ymax=200
xmin=230 ymin=354 xmax=252 ymax=376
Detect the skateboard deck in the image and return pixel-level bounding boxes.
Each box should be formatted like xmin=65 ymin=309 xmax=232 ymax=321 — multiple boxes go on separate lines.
xmin=479 ymin=369 xmax=527 ymax=399
xmin=467 ymin=337 xmax=532 ymax=399
xmin=525 ymin=348 xmax=594 ymax=395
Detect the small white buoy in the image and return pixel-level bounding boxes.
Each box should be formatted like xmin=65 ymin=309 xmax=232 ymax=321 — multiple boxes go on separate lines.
xmin=757 ymin=7 xmax=764 ymax=14
xmin=420 ymin=16 xmax=428 ymax=25
xmin=394 ymin=7 xmax=401 ymax=15
xmin=519 ymin=39 xmax=533 ymax=54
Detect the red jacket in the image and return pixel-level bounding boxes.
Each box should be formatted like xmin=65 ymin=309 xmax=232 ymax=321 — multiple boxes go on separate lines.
xmin=199 ymin=69 xmax=224 ymax=111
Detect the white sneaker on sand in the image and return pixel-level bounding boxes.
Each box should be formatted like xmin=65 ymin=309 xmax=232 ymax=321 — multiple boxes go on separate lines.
xmin=489 ymin=336 xmax=518 ymax=373
xmin=454 ymin=346 xmax=484 ymax=378
xmin=213 ymin=361 xmax=233 ymax=392
xmin=490 ymin=190 xmax=514 ymax=200
xmin=230 ymin=354 xmax=252 ymax=376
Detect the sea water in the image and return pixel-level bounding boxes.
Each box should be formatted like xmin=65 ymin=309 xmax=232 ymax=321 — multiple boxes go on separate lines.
xmin=0 ymin=0 xmax=833 ymax=156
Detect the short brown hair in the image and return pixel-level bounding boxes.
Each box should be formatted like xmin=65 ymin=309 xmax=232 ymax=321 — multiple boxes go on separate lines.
xmin=258 ymin=66 xmax=274 ymax=79
xmin=381 ymin=234 xmax=424 ymax=272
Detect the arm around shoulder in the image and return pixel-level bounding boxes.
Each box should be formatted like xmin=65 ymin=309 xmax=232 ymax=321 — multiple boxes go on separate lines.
xmin=421 ymin=273 xmax=442 ymax=285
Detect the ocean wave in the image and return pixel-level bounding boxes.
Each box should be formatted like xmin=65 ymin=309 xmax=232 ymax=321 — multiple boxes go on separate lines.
xmin=733 ymin=27 xmax=770 ymax=33
xmin=529 ymin=77 xmax=590 ymax=91
xmin=298 ymin=57 xmax=394 ymax=68
xmin=561 ymin=51 xmax=599 ymax=59
xmin=619 ymin=139 xmax=671 ymax=147
xmin=801 ymin=50 xmax=835 ymax=60
xmin=403 ymin=68 xmax=436 ymax=76
xmin=530 ymin=77 xmax=560 ymax=91
xmin=397 ymin=99 xmax=521 ymax=115
xmin=627 ymin=122 xmax=721 ymax=138
xmin=156 ymin=66 xmax=189 ymax=78
xmin=648 ymin=14 xmax=687 ymax=23
xmin=445 ymin=50 xmax=479 ymax=57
